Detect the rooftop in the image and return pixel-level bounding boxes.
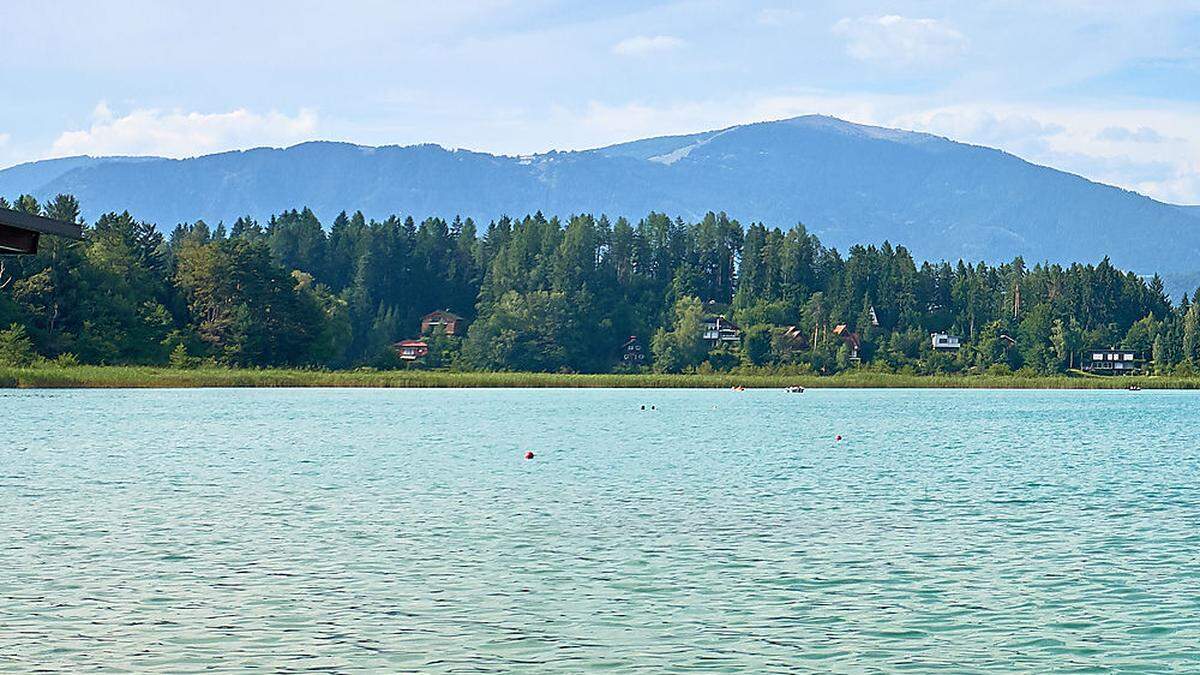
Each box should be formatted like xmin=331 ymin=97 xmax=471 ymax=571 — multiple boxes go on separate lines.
xmin=0 ymin=207 xmax=84 ymax=254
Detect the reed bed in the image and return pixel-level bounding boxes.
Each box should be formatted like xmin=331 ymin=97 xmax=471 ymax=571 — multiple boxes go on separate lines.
xmin=3 ymin=365 xmax=1199 ymax=389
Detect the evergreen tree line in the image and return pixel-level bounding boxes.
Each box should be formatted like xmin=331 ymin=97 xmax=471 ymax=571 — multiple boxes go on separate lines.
xmin=2 ymin=193 xmax=1197 ymax=375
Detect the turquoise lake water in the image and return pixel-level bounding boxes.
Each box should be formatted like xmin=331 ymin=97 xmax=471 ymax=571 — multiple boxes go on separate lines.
xmin=3 ymin=388 xmax=1200 ymax=672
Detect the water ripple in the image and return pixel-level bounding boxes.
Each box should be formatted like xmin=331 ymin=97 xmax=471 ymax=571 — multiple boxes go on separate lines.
xmin=2 ymin=388 xmax=1199 ymax=671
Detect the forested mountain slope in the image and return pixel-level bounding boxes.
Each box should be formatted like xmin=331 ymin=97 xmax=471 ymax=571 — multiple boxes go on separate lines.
xmin=3 ymin=115 xmax=1198 ymax=274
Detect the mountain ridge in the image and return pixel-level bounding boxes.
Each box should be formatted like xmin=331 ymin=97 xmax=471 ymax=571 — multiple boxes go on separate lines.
xmin=3 ymin=115 xmax=1197 ymax=277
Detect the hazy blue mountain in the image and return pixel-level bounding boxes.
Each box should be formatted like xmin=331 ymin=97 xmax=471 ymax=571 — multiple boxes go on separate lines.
xmin=3 ymin=115 xmax=1198 ymax=276
xmin=0 ymin=156 xmax=112 ymax=197
xmin=0 ymin=155 xmax=160 ymax=199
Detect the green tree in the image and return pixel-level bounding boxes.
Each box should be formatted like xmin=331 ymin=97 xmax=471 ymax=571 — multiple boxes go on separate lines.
xmin=169 ymin=343 xmax=199 ymax=369
xmin=4 ymin=193 xmax=1198 ymax=378
xmin=651 ymin=295 xmax=707 ymax=373
xmin=742 ymin=324 xmax=773 ymax=366
xmin=1184 ymin=303 xmax=1200 ymax=364
xmin=1050 ymin=318 xmax=1082 ymax=370
xmin=463 ymin=291 xmax=578 ymax=372
xmin=175 ymin=237 xmax=322 ymax=366
xmin=1152 ymin=335 xmax=1167 ymax=374
xmin=267 ymin=208 xmax=326 ymax=275
xmin=0 ymin=323 xmax=37 ymax=367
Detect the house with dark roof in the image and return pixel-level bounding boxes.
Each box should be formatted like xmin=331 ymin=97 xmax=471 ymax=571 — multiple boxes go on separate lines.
xmin=780 ymin=325 xmax=809 ymax=351
xmin=619 ymin=335 xmax=646 ymax=363
xmin=832 ymin=324 xmax=862 ymax=362
xmin=702 ymin=315 xmax=741 ymax=347
xmin=394 ymin=339 xmax=430 ymax=361
xmin=421 ymin=310 xmax=463 ymax=336
xmin=1082 ymin=348 xmax=1141 ymax=374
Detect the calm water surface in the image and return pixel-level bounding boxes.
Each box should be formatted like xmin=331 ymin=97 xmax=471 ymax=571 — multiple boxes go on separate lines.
xmin=3 ymin=388 xmax=1200 ymax=672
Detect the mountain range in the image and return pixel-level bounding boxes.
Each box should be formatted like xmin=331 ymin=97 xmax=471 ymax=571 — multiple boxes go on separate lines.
xmin=3 ymin=115 xmax=1198 ymax=280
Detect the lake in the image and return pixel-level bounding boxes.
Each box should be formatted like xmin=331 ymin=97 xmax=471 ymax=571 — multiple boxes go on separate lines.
xmin=3 ymin=388 xmax=1199 ymax=671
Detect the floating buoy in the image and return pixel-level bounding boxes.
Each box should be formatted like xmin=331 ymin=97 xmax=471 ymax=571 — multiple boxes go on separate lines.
xmin=835 ymin=435 xmax=843 ymax=442
xmin=524 ymin=451 xmax=535 ymax=460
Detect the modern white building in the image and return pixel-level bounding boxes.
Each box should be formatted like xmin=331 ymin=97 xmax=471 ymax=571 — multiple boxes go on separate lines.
xmin=1083 ymin=349 xmax=1140 ymax=374
xmin=931 ymin=333 xmax=962 ymax=350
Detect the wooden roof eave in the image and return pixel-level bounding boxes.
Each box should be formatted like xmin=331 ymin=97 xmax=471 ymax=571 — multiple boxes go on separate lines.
xmin=0 ymin=207 xmax=84 ymax=255
xmin=0 ymin=207 xmax=84 ymax=239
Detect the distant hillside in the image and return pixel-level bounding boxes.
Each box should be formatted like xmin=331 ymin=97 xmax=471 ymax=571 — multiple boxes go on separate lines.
xmin=0 ymin=156 xmax=111 ymax=197
xmin=3 ymin=115 xmax=1199 ymax=276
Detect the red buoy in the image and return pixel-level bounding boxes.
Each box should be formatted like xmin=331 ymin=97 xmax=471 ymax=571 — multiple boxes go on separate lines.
xmin=524 ymin=451 xmax=535 ymax=460
xmin=835 ymin=435 xmax=843 ymax=442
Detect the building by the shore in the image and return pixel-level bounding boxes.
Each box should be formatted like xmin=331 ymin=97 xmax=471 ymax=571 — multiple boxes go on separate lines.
xmin=619 ymin=336 xmax=645 ymax=363
xmin=931 ymin=333 xmax=962 ymax=351
xmin=421 ymin=310 xmax=463 ymax=336
xmin=395 ymin=339 xmax=430 ymax=361
xmin=1082 ymin=349 xmax=1141 ymax=374
xmin=702 ymin=315 xmax=741 ymax=347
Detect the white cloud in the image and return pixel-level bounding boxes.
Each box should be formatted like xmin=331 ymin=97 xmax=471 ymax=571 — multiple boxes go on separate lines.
xmin=1096 ymin=126 xmax=1166 ymax=143
xmin=92 ymin=101 xmax=114 ymax=121
xmin=49 ymin=105 xmax=318 ymax=158
xmin=832 ymin=15 xmax=967 ymax=66
xmin=566 ymin=101 xmax=719 ymax=142
xmin=892 ymin=103 xmax=1200 ymax=203
xmin=893 ymin=109 xmax=1065 ymax=158
xmin=611 ymin=35 xmax=685 ymax=57
xmin=0 ymin=132 xmax=10 ymax=148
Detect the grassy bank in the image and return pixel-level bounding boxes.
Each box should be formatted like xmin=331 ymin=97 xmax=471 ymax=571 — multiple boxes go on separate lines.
xmin=2 ymin=365 xmax=1199 ymax=389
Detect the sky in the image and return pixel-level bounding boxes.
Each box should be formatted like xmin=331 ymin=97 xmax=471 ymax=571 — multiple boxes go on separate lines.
xmin=2 ymin=0 xmax=1199 ymax=203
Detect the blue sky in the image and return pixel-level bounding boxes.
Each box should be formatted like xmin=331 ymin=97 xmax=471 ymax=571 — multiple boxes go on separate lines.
xmin=2 ymin=0 xmax=1199 ymax=203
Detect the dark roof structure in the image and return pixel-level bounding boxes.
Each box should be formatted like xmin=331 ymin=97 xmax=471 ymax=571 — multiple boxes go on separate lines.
xmin=0 ymin=207 xmax=84 ymax=254
xmin=704 ymin=314 xmax=740 ymax=330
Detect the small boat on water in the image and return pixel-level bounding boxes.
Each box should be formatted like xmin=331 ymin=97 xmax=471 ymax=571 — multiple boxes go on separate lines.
xmin=785 ymin=386 xmax=805 ymax=393
xmin=1127 ymin=384 xmax=1142 ymax=391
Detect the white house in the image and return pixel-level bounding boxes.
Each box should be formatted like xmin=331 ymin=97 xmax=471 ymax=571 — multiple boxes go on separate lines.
xmin=1082 ymin=349 xmax=1140 ymax=374
xmin=931 ymin=333 xmax=962 ymax=350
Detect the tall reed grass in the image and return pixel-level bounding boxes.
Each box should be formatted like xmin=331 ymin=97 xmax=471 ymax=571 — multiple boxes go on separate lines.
xmin=2 ymin=365 xmax=1197 ymax=389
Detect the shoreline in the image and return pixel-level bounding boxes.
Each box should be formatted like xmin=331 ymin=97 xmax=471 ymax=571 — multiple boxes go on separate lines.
xmin=1 ymin=365 xmax=1196 ymax=390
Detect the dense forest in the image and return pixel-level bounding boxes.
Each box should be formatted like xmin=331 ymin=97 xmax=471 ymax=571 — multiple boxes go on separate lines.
xmin=2 ymin=193 xmax=1197 ymax=376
